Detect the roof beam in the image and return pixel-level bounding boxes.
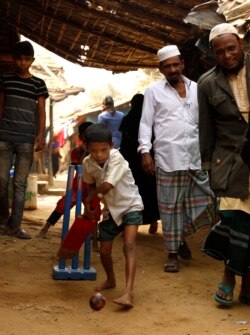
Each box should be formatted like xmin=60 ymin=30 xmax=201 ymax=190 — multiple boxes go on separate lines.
xmin=80 ymin=0 xmax=190 ymax=31
xmin=17 ymin=2 xmax=158 ymax=54
xmin=85 ymin=0 xmax=188 ymax=16
xmin=74 ymin=1 xmax=182 ymax=45
xmin=0 ymin=15 xmax=156 ymax=70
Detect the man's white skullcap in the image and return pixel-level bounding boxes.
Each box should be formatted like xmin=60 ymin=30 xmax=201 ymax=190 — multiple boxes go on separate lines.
xmin=209 ymin=23 xmax=239 ymax=43
xmin=157 ymin=45 xmax=180 ymax=62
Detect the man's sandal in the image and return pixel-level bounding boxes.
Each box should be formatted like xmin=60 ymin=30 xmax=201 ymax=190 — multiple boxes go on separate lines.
xmin=164 ymin=258 xmax=180 ymax=273
xmin=214 ymin=282 xmax=235 ymax=306
xmin=5 ymin=228 xmax=31 ymax=239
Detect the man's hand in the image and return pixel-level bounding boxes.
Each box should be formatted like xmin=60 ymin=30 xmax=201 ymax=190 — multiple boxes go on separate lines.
xmin=35 ymin=133 xmax=45 ymax=152
xmin=141 ymin=152 xmax=155 ymax=175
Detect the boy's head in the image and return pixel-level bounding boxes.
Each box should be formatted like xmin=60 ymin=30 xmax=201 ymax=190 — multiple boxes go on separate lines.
xmin=13 ymin=41 xmax=34 ymax=58
xmin=84 ymin=124 xmax=113 ymax=165
xmin=13 ymin=41 xmax=35 ymax=75
xmin=85 ymin=124 xmax=112 ymax=145
xmin=78 ymin=121 xmax=93 ymax=142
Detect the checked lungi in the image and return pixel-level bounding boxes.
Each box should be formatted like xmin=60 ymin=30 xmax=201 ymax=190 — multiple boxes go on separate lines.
xmin=156 ymin=168 xmax=215 ymax=252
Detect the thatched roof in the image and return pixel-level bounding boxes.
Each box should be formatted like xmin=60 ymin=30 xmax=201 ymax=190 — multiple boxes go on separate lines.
xmin=0 ymin=0 xmax=210 ymax=73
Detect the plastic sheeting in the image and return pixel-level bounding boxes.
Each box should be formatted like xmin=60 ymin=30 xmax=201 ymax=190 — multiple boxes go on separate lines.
xmin=184 ymin=0 xmax=249 ymax=36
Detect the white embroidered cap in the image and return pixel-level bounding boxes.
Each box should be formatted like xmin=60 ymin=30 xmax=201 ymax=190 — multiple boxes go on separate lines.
xmin=157 ymin=45 xmax=180 ymax=62
xmin=209 ymin=23 xmax=239 ymax=43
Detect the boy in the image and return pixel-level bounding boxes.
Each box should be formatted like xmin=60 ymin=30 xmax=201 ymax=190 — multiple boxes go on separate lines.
xmin=83 ymin=123 xmax=143 ymax=308
xmin=0 ymin=40 xmax=48 ymax=239
xmin=39 ymin=122 xmax=101 ymax=252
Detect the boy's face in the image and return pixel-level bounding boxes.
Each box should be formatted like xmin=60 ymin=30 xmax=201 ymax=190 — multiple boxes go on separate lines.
xmin=14 ymin=55 xmax=35 ymax=75
xmin=86 ymin=141 xmax=113 ymax=165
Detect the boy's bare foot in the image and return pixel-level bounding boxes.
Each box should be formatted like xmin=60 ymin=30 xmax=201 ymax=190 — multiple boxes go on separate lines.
xmin=37 ymin=223 xmax=51 ymax=237
xmin=95 ymin=279 xmax=116 ymax=291
xmin=113 ymin=292 xmax=133 ymax=308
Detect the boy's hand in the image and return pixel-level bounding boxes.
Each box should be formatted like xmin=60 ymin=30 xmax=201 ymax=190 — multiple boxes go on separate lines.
xmin=84 ymin=199 xmax=100 ymax=221
xmin=84 ymin=206 xmax=98 ymax=221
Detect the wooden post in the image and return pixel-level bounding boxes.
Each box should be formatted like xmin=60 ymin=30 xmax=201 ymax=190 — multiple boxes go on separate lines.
xmin=48 ymin=98 xmax=54 ymax=186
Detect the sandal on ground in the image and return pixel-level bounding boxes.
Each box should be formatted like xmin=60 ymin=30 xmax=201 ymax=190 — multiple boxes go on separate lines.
xmin=214 ymin=282 xmax=235 ymax=306
xmin=148 ymin=221 xmax=158 ymax=234
xmin=239 ymin=294 xmax=250 ymax=305
xmin=164 ymin=258 xmax=180 ymax=273
xmin=6 ymin=228 xmax=31 ymax=239
xmin=178 ymin=239 xmax=192 ymax=260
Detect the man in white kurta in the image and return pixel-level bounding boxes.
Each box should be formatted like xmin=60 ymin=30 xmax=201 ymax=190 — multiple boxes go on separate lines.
xmin=138 ymin=45 xmax=213 ymax=273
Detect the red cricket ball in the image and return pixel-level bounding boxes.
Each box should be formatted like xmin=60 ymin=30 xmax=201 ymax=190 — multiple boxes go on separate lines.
xmin=89 ymin=292 xmax=106 ymax=311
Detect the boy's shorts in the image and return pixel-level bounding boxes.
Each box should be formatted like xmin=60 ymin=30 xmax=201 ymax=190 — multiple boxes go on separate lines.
xmin=99 ymin=211 xmax=142 ymax=242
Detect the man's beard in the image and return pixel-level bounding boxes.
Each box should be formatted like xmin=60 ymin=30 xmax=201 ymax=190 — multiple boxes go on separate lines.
xmin=168 ymin=76 xmax=179 ymax=85
xmin=222 ymin=55 xmax=244 ymax=75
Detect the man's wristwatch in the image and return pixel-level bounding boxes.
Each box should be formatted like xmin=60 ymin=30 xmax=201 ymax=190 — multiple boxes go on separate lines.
xmin=97 ymin=193 xmax=104 ymax=199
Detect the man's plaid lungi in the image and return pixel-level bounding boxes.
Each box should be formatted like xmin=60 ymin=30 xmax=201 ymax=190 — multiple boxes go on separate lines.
xmin=156 ymin=168 xmax=215 ymax=252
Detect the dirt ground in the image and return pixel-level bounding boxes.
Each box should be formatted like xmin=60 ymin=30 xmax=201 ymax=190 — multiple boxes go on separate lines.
xmin=1 ymin=187 xmax=250 ymax=335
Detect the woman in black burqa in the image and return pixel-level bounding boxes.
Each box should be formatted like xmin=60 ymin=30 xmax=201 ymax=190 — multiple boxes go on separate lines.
xmin=119 ymin=93 xmax=159 ymax=233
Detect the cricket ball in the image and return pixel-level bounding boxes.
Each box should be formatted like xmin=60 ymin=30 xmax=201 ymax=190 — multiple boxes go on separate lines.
xmin=89 ymin=292 xmax=106 ymax=311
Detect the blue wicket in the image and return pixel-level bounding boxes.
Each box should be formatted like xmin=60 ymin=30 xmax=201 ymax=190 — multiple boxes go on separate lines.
xmin=52 ymin=165 xmax=97 ymax=280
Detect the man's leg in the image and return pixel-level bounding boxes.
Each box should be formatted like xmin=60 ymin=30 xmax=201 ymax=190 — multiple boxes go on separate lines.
xmin=0 ymin=141 xmax=13 ymax=227
xmin=156 ymin=169 xmax=187 ymax=272
xmin=239 ymin=269 xmax=250 ymax=305
xmin=113 ymin=224 xmax=138 ymax=307
xmin=214 ymin=266 xmax=236 ymax=305
xmin=7 ymin=143 xmax=33 ymax=235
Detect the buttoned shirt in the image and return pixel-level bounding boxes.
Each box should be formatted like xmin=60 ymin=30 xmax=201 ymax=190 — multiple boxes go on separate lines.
xmin=227 ymin=64 xmax=249 ymax=121
xmin=138 ymin=76 xmax=201 ymax=172
xmin=83 ymin=149 xmax=143 ymax=226
xmin=220 ymin=64 xmax=250 ymax=213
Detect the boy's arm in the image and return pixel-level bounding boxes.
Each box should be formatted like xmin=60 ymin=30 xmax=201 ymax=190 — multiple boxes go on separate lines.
xmin=82 ymin=183 xmax=99 ymax=220
xmin=87 ymin=182 xmax=113 ymax=203
xmin=82 ymin=158 xmax=113 ymax=218
xmin=84 ymin=182 xmax=113 ymax=221
xmin=36 ymin=96 xmax=46 ymax=151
